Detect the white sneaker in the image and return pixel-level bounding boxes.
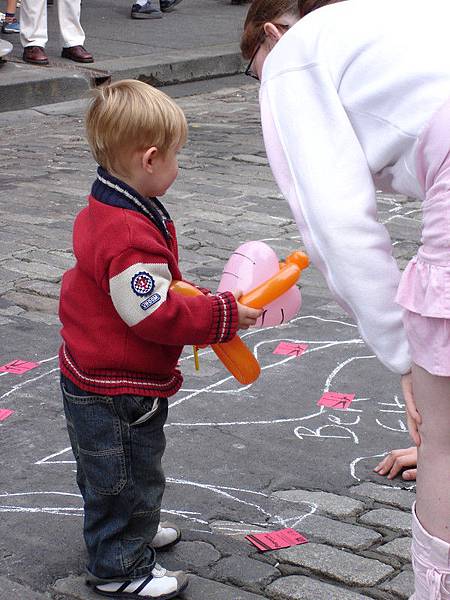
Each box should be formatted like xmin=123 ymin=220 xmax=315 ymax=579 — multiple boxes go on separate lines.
xmin=94 ymin=563 xmax=188 ymax=599
xmin=151 ymin=521 xmax=181 ymax=550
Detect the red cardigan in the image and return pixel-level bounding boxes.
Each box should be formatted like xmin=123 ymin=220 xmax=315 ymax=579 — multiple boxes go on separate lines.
xmin=59 ymin=172 xmax=238 ymax=397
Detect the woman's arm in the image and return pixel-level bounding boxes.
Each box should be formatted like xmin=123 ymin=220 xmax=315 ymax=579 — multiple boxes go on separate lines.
xmin=260 ymin=65 xmax=411 ymax=374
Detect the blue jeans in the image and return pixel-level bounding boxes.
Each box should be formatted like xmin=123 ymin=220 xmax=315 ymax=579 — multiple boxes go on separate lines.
xmin=61 ymin=374 xmax=168 ymax=583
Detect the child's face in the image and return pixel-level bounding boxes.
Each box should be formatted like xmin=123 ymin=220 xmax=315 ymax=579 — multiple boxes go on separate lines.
xmin=145 ymin=144 xmax=180 ymax=197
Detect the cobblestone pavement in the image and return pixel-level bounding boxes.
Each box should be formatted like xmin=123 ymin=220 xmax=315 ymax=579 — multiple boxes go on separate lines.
xmin=0 ymin=80 xmax=422 ymax=599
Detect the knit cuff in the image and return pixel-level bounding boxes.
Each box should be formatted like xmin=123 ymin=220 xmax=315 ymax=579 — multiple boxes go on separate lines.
xmin=206 ymin=291 xmax=239 ymax=344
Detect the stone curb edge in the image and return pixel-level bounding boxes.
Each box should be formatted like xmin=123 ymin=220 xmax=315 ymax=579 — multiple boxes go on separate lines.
xmin=0 ymin=46 xmax=245 ymax=113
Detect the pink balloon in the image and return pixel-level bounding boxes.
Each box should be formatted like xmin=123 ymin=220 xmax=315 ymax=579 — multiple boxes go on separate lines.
xmin=217 ymin=241 xmax=302 ymax=327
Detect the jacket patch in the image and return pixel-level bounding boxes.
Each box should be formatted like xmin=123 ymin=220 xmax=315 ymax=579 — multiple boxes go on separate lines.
xmin=140 ymin=293 xmax=161 ymax=310
xmin=110 ymin=262 xmax=171 ymax=326
xmin=131 ymin=271 xmax=155 ymax=296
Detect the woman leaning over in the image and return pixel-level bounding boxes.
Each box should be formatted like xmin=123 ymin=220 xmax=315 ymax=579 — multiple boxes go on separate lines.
xmin=241 ymin=1 xmax=450 ymax=598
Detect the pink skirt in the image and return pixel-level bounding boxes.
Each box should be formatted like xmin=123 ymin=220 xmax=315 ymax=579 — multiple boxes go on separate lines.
xmin=396 ymin=98 xmax=450 ymax=376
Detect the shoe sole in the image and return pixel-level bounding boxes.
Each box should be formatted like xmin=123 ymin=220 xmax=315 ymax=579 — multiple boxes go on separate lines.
xmin=23 ymin=58 xmax=49 ymax=65
xmin=131 ymin=13 xmax=163 ymax=18
xmin=93 ymin=577 xmax=188 ymax=599
xmin=1 ymin=29 xmax=20 ymax=34
xmin=61 ymin=54 xmax=94 ymax=63
xmin=152 ymin=531 xmax=182 ymax=551
xmin=160 ymin=0 xmax=183 ymax=12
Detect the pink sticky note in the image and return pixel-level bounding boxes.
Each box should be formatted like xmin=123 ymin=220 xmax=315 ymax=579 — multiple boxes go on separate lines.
xmin=0 ymin=409 xmax=14 ymax=422
xmin=245 ymin=528 xmax=308 ymax=552
xmin=273 ymin=342 xmax=308 ymax=357
xmin=318 ymin=392 xmax=355 ymax=410
xmin=0 ymin=359 xmax=39 ymax=374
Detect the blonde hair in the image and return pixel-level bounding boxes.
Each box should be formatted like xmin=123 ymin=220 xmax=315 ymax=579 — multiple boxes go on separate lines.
xmin=85 ymin=79 xmax=188 ymax=175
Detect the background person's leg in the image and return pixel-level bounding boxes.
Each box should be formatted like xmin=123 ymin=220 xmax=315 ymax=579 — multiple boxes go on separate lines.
xmin=57 ymin=0 xmax=84 ymax=48
xmin=19 ymin=0 xmax=47 ymax=48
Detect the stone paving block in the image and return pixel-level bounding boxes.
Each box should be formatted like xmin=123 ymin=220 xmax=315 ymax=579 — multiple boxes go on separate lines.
xmin=351 ymin=482 xmax=415 ymax=511
xmin=15 ymin=279 xmax=61 ymax=299
xmin=0 ymin=576 xmax=51 ymax=600
xmin=4 ymin=291 xmax=58 ymax=314
xmin=273 ymin=543 xmax=394 ymax=587
xmin=267 ymin=575 xmax=372 ymax=600
xmin=52 ymin=575 xmax=98 ymax=599
xmin=179 ymin=574 xmax=268 ymax=600
xmin=2 ymin=259 xmax=63 ymax=282
xmin=359 ymin=509 xmax=412 ymax=534
xmin=376 ymin=537 xmax=412 ymax=562
xmin=24 ymin=249 xmax=75 ymax=270
xmin=209 ymin=555 xmax=280 ymax=590
xmin=232 ymin=154 xmax=269 ymax=166
xmin=20 ymin=310 xmax=60 ymax=325
xmin=156 ymin=540 xmax=220 ymax=572
xmin=271 ymin=490 xmax=365 ymax=518
xmin=379 ymin=569 xmax=414 ymax=599
xmin=294 ymin=514 xmax=382 ymax=550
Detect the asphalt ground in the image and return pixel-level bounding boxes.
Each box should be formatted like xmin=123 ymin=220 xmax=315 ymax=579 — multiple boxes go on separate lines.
xmin=0 ymin=77 xmax=420 ymax=599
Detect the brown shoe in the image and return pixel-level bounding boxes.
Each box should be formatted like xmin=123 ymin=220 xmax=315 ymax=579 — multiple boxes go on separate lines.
xmin=23 ymin=45 xmax=49 ymax=65
xmin=61 ymin=45 xmax=93 ymax=63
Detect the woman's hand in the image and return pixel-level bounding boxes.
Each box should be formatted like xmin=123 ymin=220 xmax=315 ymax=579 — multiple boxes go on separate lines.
xmin=374 ymin=447 xmax=417 ymax=481
xmin=402 ymin=371 xmax=421 ymax=446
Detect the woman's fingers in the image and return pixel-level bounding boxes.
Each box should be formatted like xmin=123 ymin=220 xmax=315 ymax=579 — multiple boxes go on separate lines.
xmin=402 ymin=468 xmax=417 ymax=481
xmin=374 ymin=447 xmax=418 ymax=480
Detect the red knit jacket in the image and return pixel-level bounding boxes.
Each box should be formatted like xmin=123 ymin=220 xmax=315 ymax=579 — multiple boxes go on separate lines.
xmin=59 ymin=169 xmax=239 ymax=397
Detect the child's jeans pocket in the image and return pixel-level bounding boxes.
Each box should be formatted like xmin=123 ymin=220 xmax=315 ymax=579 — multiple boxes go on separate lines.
xmin=129 ymin=396 xmax=160 ymax=427
xmin=62 ymin=385 xmax=127 ymax=495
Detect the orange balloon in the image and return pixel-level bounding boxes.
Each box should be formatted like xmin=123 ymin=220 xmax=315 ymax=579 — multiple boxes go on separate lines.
xmin=170 ymin=280 xmax=260 ymax=385
xmin=239 ymin=251 xmax=309 ymax=309
xmin=170 ymin=249 xmax=308 ymax=385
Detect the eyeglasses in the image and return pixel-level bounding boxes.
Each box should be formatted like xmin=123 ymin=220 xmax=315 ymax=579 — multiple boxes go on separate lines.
xmin=244 ymin=23 xmax=290 ymax=81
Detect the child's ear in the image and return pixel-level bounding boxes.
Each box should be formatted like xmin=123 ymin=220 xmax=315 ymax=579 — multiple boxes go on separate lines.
xmin=142 ymin=146 xmax=158 ymax=173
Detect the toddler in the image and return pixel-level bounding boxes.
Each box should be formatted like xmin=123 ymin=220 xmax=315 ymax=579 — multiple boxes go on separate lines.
xmin=59 ymin=79 xmax=261 ymax=599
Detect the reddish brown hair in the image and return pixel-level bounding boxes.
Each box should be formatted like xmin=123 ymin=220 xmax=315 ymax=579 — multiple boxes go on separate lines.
xmin=241 ymin=0 xmax=344 ymax=59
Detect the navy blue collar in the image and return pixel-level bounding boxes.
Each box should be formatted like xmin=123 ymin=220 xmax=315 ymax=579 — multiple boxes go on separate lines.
xmin=91 ymin=167 xmax=172 ymax=242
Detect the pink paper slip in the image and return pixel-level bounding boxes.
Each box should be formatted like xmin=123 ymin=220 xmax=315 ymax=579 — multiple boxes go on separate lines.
xmin=0 ymin=409 xmax=14 ymax=422
xmin=0 ymin=359 xmax=40 ymax=374
xmin=273 ymin=342 xmax=308 ymax=357
xmin=317 ymin=392 xmax=355 ymax=410
xmin=245 ymin=528 xmax=308 ymax=552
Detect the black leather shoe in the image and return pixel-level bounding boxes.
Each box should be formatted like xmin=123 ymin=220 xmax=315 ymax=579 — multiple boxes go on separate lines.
xmin=160 ymin=0 xmax=183 ymax=12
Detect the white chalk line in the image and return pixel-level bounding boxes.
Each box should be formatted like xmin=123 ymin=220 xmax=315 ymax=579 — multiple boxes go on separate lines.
xmin=170 ymin=339 xmax=365 ymax=410
xmin=0 ymin=367 xmax=59 ymax=400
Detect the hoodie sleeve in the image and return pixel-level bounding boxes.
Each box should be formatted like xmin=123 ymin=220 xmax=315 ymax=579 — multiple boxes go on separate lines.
xmin=260 ymin=64 xmax=411 ymax=374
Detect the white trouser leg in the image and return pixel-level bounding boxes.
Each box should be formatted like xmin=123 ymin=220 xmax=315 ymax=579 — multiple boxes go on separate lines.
xmin=20 ymin=0 xmax=48 ymax=48
xmin=58 ymin=0 xmax=85 ymax=48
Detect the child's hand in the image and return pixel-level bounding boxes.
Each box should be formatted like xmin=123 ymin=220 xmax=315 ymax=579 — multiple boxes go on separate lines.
xmin=373 ymin=447 xmax=417 ymax=481
xmin=232 ymin=290 xmax=263 ymax=330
